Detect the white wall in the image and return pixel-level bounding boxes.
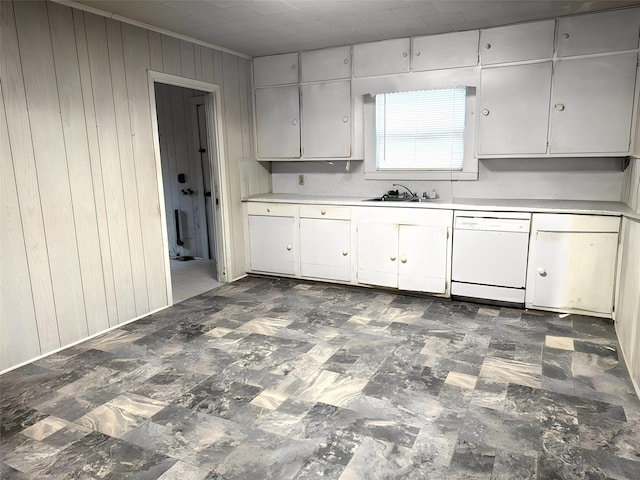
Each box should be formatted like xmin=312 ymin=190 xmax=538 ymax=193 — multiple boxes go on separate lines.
xmin=0 ymin=0 xmax=261 ymax=372
xmin=272 ymin=157 xmax=624 ymax=201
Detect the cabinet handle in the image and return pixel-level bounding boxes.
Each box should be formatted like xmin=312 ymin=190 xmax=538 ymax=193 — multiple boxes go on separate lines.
xmin=403 ymin=52 xmax=408 ymax=57
xmin=292 ymin=119 xmax=298 ymax=125
xmin=400 ymin=255 xmax=407 ymax=264
xmin=343 ymin=116 xmax=349 ymax=123
xmin=390 ymin=255 xmax=396 ymax=261
xmin=287 ymin=244 xmax=292 ymax=251
xmin=482 ymin=109 xmax=490 ymax=116
xmin=562 ymin=33 xmax=570 ymax=40
xmin=485 ymin=43 xmax=492 ymax=49
xmin=343 ymin=58 xmax=349 ymax=64
xmin=342 ymin=250 xmax=348 ymax=256
xmin=537 ymin=267 xmax=546 ymax=277
xmin=266 ymin=208 xmax=270 ymax=213
xmin=415 ymin=51 xmax=421 ymax=56
xmin=320 ymin=209 xmax=326 ymax=215
xmin=554 ymin=103 xmax=565 ymax=112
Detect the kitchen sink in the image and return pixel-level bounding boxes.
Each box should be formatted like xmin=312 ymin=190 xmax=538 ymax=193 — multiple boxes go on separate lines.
xmin=362 ymin=196 xmax=421 ymax=202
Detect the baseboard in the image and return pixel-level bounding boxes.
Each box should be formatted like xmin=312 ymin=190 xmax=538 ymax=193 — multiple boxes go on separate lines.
xmin=0 ymin=304 xmax=170 ymax=376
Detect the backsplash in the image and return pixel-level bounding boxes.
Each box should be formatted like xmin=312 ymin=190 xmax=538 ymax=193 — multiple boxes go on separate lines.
xmin=271 ymin=157 xmax=625 ymax=201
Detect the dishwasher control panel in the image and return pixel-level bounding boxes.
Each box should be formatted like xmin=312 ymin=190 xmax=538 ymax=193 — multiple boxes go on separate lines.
xmin=454 ymin=216 xmax=531 ymax=233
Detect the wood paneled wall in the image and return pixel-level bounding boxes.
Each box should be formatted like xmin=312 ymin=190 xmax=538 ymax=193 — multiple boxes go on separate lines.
xmin=0 ymin=0 xmax=260 ymax=371
xmin=615 ymin=217 xmax=640 ymax=395
xmin=615 ymin=102 xmax=640 ymax=397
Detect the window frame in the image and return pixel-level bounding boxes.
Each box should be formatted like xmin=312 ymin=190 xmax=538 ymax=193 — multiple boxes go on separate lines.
xmin=363 ymin=86 xmax=478 ymax=181
xmin=375 ymin=88 xmax=467 ymax=172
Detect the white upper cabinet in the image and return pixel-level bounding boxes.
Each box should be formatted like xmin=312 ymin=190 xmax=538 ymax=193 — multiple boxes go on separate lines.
xmin=301 ymin=46 xmax=351 ymax=82
xmin=556 ymin=7 xmax=640 ymax=57
xmin=549 ymin=53 xmax=637 ymax=154
xmin=477 ymin=62 xmax=552 ymax=155
xmin=255 ymin=85 xmax=300 ymax=158
xmin=253 ymin=52 xmax=299 ymax=87
xmin=353 ymin=38 xmax=411 ymax=77
xmin=480 ymin=20 xmax=555 ymax=64
xmin=411 ymin=30 xmax=479 ymax=71
xmin=301 ymin=81 xmax=351 ymax=158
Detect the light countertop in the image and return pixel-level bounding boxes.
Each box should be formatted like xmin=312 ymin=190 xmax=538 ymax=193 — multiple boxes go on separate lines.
xmin=244 ymin=193 xmax=637 ymax=218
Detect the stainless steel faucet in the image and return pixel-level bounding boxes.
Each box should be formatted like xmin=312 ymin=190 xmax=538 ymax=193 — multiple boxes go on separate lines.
xmin=392 ymin=183 xmax=416 ymax=198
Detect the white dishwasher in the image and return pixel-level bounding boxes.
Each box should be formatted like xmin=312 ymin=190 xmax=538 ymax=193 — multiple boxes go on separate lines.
xmin=451 ymin=211 xmax=531 ymax=304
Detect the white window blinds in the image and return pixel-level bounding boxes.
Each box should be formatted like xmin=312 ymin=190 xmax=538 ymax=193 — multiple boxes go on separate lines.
xmin=375 ymin=88 xmax=466 ymax=170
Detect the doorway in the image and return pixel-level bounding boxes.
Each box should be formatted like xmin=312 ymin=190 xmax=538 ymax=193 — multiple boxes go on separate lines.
xmin=151 ymin=77 xmax=224 ymax=304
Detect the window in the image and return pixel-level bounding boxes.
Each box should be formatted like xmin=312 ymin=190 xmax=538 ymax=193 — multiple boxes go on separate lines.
xmin=375 ymin=88 xmax=466 ymax=171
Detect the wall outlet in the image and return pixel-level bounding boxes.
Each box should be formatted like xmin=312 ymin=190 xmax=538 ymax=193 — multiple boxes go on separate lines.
xmin=298 ymin=174 xmax=304 ymax=185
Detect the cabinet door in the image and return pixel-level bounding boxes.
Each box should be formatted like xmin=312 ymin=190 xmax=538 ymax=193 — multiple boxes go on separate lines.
xmin=301 ymin=46 xmax=351 ymax=82
xmin=398 ymin=225 xmax=448 ymax=293
xmin=253 ymin=52 xmax=298 ymax=87
xmin=531 ymin=231 xmax=618 ymax=315
xmin=301 ymin=81 xmax=351 ymax=158
xmin=480 ymin=20 xmax=555 ymax=65
xmin=255 ymin=86 xmax=300 ymax=158
xmin=357 ymin=222 xmax=398 ymax=288
xmin=248 ymin=215 xmax=296 ymax=275
xmin=478 ymin=62 xmax=552 ymax=155
xmin=549 ymin=54 xmax=637 ymax=154
xmin=556 ymin=8 xmax=640 ymax=57
xmin=353 ymin=38 xmax=410 ymax=77
xmin=300 ymin=218 xmax=351 ymax=281
xmin=412 ymin=30 xmax=478 ymax=71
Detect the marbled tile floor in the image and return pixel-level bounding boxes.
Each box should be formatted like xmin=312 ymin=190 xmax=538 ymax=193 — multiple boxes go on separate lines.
xmin=2 ymin=276 xmax=640 ymax=479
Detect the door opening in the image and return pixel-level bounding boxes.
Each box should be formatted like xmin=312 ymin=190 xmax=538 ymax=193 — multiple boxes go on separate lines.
xmin=153 ymin=82 xmax=221 ymax=303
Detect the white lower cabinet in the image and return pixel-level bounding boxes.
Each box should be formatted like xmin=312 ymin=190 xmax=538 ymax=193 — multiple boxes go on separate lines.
xmin=299 ymin=205 xmax=351 ymax=282
xmin=247 ymin=203 xmax=297 ymax=275
xmin=526 ymin=214 xmax=620 ymax=317
xmin=354 ymin=208 xmax=452 ymax=294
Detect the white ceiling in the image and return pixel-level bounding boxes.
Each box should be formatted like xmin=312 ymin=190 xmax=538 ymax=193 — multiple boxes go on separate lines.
xmin=68 ymin=0 xmax=640 ymax=57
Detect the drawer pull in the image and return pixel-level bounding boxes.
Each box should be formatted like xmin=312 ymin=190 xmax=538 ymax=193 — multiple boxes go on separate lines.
xmin=266 ymin=208 xmax=270 ymax=213
xmin=537 ymin=267 xmax=546 ymax=277
xmin=342 ymin=250 xmax=348 ymax=256
xmin=554 ymin=103 xmax=565 ymax=112
xmin=415 ymin=51 xmax=421 ymax=56
xmin=403 ymin=52 xmax=408 ymax=57
xmin=343 ymin=116 xmax=349 ymax=123
xmin=400 ymin=255 xmax=407 ymax=264
xmin=287 ymin=244 xmax=292 ymax=251
xmin=292 ymin=119 xmax=298 ymax=125
xmin=390 ymin=255 xmax=396 ymax=261
xmin=482 ymin=108 xmax=490 ymax=116
xmin=344 ymin=58 xmax=349 ymax=64
xmin=562 ymin=33 xmax=569 ymax=40
xmin=485 ymin=43 xmax=492 ymax=50
xmin=321 ymin=209 xmax=326 ymax=215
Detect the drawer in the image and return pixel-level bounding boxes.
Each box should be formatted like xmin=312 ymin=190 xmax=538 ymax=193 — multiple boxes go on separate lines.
xmin=299 ymin=205 xmax=350 ymax=220
xmin=246 ymin=202 xmax=297 ymax=217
